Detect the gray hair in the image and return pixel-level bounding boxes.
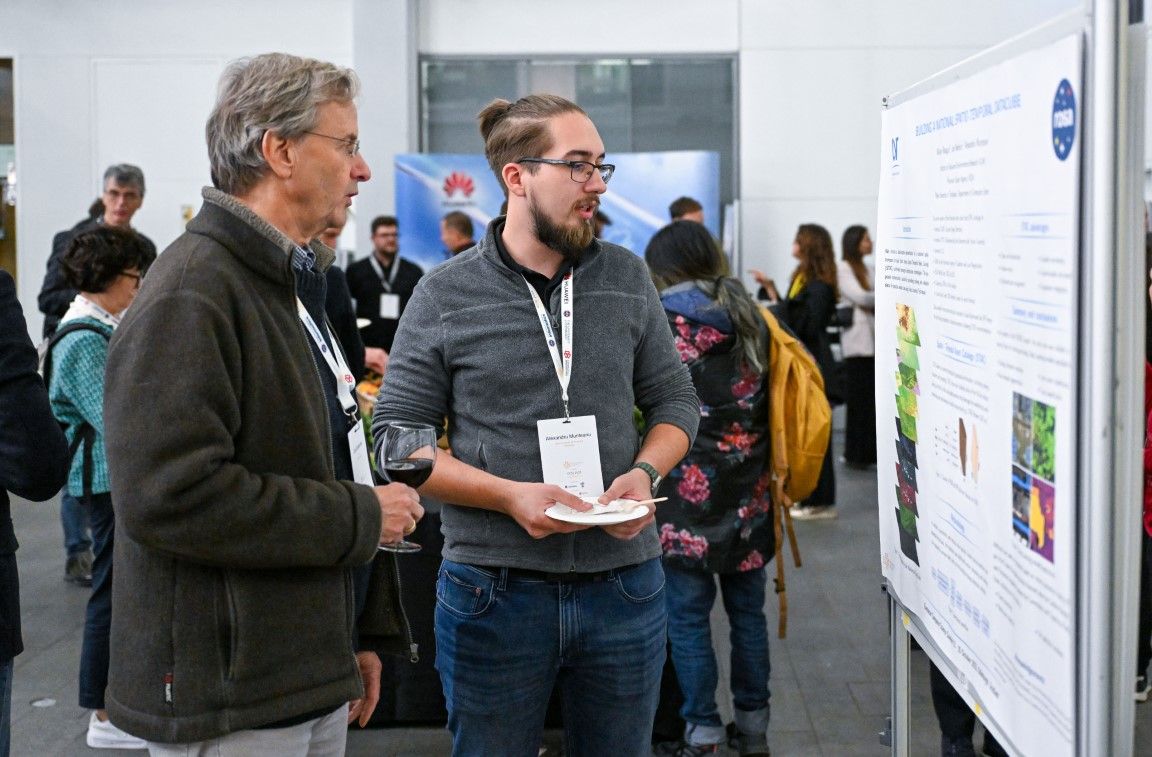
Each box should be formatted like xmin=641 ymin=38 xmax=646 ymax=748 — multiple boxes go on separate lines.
xmin=206 ymin=52 xmax=359 ymax=195
xmin=103 ymin=164 xmax=145 ymax=195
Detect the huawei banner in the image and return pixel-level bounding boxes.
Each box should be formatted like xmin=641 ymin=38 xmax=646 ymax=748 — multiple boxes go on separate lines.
xmin=394 ymin=151 xmax=721 ymax=273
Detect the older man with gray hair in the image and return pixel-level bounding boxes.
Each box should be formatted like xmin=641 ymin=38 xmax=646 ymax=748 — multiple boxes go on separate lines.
xmin=102 ymin=53 xmax=424 ymax=755
xmin=39 ymin=164 xmax=156 ymax=340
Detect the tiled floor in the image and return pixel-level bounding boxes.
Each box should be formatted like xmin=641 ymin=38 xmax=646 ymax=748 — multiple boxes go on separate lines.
xmin=10 ymin=423 xmax=1152 ymax=755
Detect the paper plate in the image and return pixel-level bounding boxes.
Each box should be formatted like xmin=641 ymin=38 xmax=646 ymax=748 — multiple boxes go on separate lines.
xmin=544 ymin=500 xmax=649 ymax=525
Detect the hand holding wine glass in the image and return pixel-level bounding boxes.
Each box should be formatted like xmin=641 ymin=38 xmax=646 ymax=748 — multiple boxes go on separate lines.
xmin=377 ymin=422 xmax=436 ymax=552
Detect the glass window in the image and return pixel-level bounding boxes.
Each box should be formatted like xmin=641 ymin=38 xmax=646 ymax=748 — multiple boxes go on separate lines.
xmin=420 ymin=57 xmax=737 ymax=206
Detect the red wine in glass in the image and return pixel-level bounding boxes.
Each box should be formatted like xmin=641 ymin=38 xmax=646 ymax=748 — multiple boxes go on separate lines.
xmin=378 ymin=422 xmax=435 ymax=553
xmin=382 ymin=458 xmax=433 ymax=487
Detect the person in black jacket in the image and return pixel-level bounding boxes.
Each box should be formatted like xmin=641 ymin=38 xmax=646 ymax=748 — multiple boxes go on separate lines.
xmin=318 ymin=224 xmax=366 ymax=381
xmin=38 ymin=164 xmax=156 ymax=339
xmin=0 ymin=268 xmax=70 ymax=756
xmin=780 ymin=223 xmax=839 ymax=520
xmin=344 ymin=215 xmax=423 ymax=354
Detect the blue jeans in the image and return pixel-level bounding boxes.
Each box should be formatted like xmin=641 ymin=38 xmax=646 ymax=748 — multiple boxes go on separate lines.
xmin=435 ymin=558 xmax=667 ymax=757
xmin=60 ymin=492 xmax=92 ymax=557
xmin=78 ymin=492 xmax=115 ymax=709
xmin=0 ymin=657 xmax=11 ymax=757
xmin=664 ymin=564 xmax=771 ymax=743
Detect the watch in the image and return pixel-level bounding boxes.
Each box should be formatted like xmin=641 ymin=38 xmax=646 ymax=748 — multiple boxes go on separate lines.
xmin=631 ymin=461 xmax=663 ymax=492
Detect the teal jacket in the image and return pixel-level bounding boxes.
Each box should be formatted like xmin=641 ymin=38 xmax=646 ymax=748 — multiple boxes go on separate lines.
xmin=48 ymin=316 xmax=114 ymax=496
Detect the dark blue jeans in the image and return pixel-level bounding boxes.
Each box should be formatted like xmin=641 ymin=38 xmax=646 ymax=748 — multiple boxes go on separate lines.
xmin=434 ymin=557 xmax=667 ymax=757
xmin=664 ymin=564 xmax=771 ymax=744
xmin=60 ymin=492 xmax=92 ymax=557
xmin=78 ymin=492 xmax=114 ymax=709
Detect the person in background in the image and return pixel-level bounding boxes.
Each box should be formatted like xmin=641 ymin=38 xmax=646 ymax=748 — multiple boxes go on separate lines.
xmin=837 ymin=225 xmax=876 ymax=468
xmin=780 ymin=223 xmax=839 ymax=520
xmin=318 ymin=222 xmax=367 ymax=380
xmin=39 ymin=164 xmax=157 ymax=589
xmin=669 ymin=196 xmax=704 ymax=224
xmin=345 ymin=215 xmax=423 ymax=355
xmin=0 ymin=268 xmax=70 ymax=757
xmin=47 ymin=226 xmax=155 ymax=750
xmin=440 ymin=210 xmax=476 ymax=257
xmin=39 ymin=165 xmax=156 ymax=339
xmin=645 ymin=220 xmax=773 ymax=757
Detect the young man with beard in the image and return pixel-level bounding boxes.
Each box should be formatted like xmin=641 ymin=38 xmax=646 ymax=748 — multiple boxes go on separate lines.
xmin=372 ymin=94 xmax=699 ymax=756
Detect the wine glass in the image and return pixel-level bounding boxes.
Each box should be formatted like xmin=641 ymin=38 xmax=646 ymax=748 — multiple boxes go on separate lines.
xmin=377 ymin=422 xmax=436 ymax=553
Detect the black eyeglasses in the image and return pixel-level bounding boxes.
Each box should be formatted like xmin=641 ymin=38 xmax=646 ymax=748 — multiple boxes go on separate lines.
xmin=303 ymin=130 xmax=361 ymax=157
xmin=516 ymin=157 xmax=615 ymax=184
xmin=121 ymin=271 xmax=141 ymax=289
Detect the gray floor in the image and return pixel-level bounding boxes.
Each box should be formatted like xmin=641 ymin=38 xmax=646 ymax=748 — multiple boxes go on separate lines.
xmin=9 ymin=422 xmax=1152 ymax=755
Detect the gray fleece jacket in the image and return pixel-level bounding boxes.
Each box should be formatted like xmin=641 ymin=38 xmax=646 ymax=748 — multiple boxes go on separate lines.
xmin=373 ymin=219 xmax=699 ymax=572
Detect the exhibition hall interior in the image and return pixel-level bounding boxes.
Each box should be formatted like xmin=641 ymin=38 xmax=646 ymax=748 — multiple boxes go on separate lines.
xmin=2 ymin=1 xmax=1152 ymax=755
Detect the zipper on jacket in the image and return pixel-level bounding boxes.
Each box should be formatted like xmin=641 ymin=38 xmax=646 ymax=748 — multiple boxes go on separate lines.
xmin=388 ymin=552 xmax=418 ymax=663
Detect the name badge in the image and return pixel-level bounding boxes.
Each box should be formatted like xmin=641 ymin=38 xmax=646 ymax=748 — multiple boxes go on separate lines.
xmin=348 ymin=419 xmax=375 ymax=486
xmin=537 ymin=415 xmax=602 ymax=499
xmin=379 ymin=293 xmax=401 ymax=320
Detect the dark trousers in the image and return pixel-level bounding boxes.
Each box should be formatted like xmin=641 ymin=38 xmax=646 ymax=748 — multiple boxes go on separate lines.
xmin=842 ymin=356 xmax=876 ymax=465
xmin=78 ymin=492 xmax=115 ymax=710
xmin=1139 ymin=529 xmax=1152 ymax=676
xmin=929 ymin=662 xmax=1007 ymax=756
xmin=808 ymin=434 xmax=836 ymax=507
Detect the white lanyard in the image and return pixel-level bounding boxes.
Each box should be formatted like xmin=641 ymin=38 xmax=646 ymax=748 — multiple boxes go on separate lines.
xmin=296 ymin=299 xmax=358 ymax=419
xmin=524 ymin=271 xmax=574 ymax=419
xmin=368 ymin=255 xmax=401 ymax=293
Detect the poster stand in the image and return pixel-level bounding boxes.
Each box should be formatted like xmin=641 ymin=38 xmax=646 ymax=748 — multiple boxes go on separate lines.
xmin=880 ymin=2 xmax=1144 ymax=755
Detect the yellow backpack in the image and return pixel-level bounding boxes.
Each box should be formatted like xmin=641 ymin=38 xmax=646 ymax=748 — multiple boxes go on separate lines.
xmin=759 ymin=305 xmax=833 ymax=637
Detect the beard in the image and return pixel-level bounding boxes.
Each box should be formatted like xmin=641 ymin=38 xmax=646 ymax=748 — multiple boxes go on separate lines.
xmin=529 ymin=196 xmax=595 ymax=263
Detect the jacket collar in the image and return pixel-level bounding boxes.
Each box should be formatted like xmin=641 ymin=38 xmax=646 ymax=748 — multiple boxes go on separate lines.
xmin=191 ymin=187 xmax=336 ymax=284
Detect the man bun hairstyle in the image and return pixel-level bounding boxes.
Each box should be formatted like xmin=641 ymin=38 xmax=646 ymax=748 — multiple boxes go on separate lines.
xmin=477 ymin=94 xmax=586 ymax=193
xmin=206 ymin=52 xmax=359 ymax=196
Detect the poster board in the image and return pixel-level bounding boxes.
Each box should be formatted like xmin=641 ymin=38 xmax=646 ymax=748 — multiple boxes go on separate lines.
xmin=876 ymin=30 xmax=1084 ymax=757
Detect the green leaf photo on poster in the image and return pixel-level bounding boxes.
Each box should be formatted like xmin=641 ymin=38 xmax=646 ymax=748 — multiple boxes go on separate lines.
xmin=1032 ymin=400 xmax=1055 ymax=482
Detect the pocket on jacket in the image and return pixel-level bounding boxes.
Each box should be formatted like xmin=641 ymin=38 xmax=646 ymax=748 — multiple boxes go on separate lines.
xmin=436 ymin=560 xmax=495 ymax=619
xmin=613 ymin=558 xmax=665 ymax=604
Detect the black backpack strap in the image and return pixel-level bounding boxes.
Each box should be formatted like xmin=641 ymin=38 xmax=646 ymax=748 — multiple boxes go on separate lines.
xmin=43 ymin=321 xmax=110 ymax=388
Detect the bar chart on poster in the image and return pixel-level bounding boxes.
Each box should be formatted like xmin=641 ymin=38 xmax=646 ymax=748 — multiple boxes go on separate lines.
xmin=876 ymin=32 xmax=1082 ymax=756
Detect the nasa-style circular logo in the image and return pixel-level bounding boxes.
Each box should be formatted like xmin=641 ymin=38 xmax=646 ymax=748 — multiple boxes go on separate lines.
xmin=1051 ymin=78 xmax=1076 ymax=161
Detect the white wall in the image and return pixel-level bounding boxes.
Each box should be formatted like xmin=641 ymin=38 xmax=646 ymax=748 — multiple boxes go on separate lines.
xmin=0 ymin=0 xmax=352 ymax=337
xmin=2 ymin=0 xmax=1087 ymax=337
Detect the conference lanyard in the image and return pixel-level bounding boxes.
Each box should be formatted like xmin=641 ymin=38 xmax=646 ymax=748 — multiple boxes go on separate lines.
xmin=368 ymin=256 xmax=401 ymax=293
xmin=524 ymin=271 xmax=574 ymax=420
xmin=295 ymin=299 xmax=359 ymax=422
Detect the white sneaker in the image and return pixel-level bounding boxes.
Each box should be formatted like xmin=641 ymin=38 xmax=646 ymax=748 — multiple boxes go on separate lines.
xmin=86 ymin=711 xmax=147 ymax=750
xmin=790 ymin=504 xmax=838 ymax=521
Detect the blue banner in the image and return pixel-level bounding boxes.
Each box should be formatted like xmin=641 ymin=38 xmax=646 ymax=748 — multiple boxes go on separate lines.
xmin=394 ymin=151 xmax=720 ymax=273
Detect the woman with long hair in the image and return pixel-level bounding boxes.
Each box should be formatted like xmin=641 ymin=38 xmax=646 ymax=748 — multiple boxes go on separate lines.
xmin=645 ymin=220 xmax=773 ymax=757
xmin=784 ymin=223 xmax=839 ymax=520
xmin=837 ymin=225 xmax=876 ymax=467
xmin=47 ymin=227 xmax=153 ymax=750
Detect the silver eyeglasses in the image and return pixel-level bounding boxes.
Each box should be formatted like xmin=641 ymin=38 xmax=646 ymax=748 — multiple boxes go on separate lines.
xmin=303 ymin=130 xmax=360 ymax=157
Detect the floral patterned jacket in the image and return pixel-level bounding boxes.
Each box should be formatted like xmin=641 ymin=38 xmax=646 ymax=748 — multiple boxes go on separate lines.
xmin=656 ymin=282 xmax=774 ymax=573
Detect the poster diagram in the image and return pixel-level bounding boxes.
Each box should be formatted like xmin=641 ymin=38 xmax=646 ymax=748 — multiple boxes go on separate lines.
xmin=1011 ymin=392 xmax=1056 ymax=562
xmin=894 ymin=303 xmax=922 ymax=564
xmin=876 ymin=31 xmax=1082 ymax=756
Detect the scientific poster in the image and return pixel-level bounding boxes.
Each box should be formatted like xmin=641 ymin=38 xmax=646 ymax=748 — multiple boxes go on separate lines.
xmin=876 ymin=33 xmax=1082 ymax=756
